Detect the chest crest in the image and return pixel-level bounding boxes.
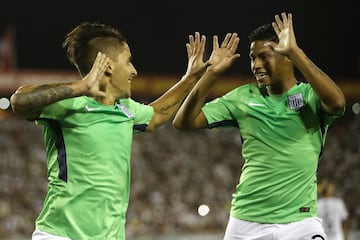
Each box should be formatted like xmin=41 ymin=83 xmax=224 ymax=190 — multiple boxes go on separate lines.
xmin=288 ymin=93 xmax=304 ymax=110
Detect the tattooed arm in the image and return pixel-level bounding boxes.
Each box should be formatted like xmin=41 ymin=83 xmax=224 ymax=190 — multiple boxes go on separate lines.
xmin=10 ymin=82 xmax=84 ymax=120
xmin=146 ymin=74 xmax=200 ymax=132
xmin=144 ymin=33 xmax=210 ymax=132
xmin=10 ymin=52 xmax=109 ymax=120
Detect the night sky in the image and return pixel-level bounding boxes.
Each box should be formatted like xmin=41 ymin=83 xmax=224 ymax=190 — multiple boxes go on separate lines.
xmin=2 ymin=0 xmax=358 ymax=78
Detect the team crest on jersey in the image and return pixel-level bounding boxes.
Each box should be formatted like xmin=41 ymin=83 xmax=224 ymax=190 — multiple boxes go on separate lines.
xmin=288 ymin=93 xmax=304 ymax=110
xmin=116 ymin=103 xmax=134 ymax=118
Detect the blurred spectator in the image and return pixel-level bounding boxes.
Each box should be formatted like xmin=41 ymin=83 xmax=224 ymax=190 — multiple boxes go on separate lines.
xmin=318 ymin=178 xmax=349 ymax=240
xmin=0 ymin=25 xmax=17 ymax=71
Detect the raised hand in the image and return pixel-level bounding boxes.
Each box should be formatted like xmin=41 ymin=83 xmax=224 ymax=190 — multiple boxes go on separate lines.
xmin=81 ymin=51 xmax=110 ymax=97
xmin=207 ymin=32 xmax=240 ymax=75
xmin=270 ymin=12 xmax=299 ymax=56
xmin=184 ymin=32 xmax=211 ymax=79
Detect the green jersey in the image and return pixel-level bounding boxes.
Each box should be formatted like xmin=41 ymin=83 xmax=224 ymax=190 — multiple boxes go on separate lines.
xmin=202 ymin=82 xmax=343 ymax=223
xmin=34 ymin=96 xmax=153 ymax=239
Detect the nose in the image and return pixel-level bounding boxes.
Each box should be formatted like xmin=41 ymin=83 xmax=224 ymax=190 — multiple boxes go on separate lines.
xmin=252 ymin=57 xmax=263 ymax=70
xmin=132 ymin=64 xmax=138 ymax=77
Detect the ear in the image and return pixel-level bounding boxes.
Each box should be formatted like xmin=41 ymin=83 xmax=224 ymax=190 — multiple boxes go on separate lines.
xmin=105 ymin=60 xmax=114 ymax=77
xmin=285 ymin=56 xmax=292 ymax=62
xmin=283 ymin=56 xmax=293 ymax=66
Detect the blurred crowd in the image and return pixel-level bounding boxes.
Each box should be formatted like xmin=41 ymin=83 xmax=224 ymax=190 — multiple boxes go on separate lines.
xmin=0 ymin=105 xmax=359 ymax=239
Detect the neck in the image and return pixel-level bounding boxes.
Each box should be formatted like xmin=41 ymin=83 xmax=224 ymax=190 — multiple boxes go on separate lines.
xmin=94 ymin=94 xmax=116 ymax=106
xmin=267 ymin=77 xmax=297 ymax=95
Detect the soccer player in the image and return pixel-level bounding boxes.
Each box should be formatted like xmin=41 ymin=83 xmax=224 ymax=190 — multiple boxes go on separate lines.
xmin=173 ymin=12 xmax=346 ymax=239
xmin=10 ymin=22 xmax=235 ymax=239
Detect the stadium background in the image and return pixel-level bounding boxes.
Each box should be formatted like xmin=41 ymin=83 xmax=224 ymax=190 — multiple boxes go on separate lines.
xmin=0 ymin=0 xmax=359 ymax=239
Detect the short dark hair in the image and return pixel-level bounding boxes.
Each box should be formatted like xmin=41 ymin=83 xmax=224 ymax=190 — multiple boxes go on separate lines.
xmin=248 ymin=23 xmax=278 ymax=43
xmin=62 ymin=22 xmax=127 ymax=76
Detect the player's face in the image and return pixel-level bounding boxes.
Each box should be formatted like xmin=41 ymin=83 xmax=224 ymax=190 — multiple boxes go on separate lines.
xmin=249 ymin=40 xmax=285 ymax=87
xmin=110 ymin=43 xmax=137 ymax=99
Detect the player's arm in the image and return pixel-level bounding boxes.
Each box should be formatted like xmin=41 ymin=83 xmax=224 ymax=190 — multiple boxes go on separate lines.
xmin=288 ymin=48 xmax=345 ymax=114
xmin=172 ymin=73 xmax=215 ymax=130
xmin=270 ymin=12 xmax=346 ymax=114
xmin=146 ymin=74 xmax=202 ymax=131
xmin=173 ymin=33 xmax=240 ymax=130
xmin=11 ymin=82 xmax=85 ymax=120
xmin=145 ymin=32 xmax=210 ymax=132
xmin=10 ymin=52 xmax=109 ymax=120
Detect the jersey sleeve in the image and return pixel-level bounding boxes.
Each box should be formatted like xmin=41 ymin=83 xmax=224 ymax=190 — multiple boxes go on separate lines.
xmin=306 ymin=85 xmax=345 ymax=125
xmin=125 ymin=98 xmax=154 ymax=133
xmin=202 ymin=89 xmax=239 ymax=129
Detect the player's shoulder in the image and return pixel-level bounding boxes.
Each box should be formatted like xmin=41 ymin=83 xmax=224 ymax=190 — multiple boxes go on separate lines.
xmin=294 ymin=81 xmax=313 ymax=92
xmin=230 ymin=83 xmax=259 ymax=95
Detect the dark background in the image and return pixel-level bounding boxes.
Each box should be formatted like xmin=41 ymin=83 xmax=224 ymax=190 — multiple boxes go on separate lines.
xmin=1 ymin=0 xmax=358 ymax=78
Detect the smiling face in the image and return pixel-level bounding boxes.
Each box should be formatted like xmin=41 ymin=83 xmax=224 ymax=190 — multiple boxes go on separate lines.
xmin=249 ymin=40 xmax=287 ymax=88
xmin=108 ymin=43 xmax=137 ymax=99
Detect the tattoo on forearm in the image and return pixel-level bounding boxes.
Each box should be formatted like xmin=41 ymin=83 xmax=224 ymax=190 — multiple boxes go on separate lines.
xmin=159 ymin=100 xmax=179 ymax=114
xmin=22 ymin=84 xmax=73 ymax=108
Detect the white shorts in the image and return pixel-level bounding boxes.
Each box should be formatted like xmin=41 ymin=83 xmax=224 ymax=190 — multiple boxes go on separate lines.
xmin=32 ymin=230 xmax=72 ymax=240
xmin=223 ymin=216 xmax=327 ymax=240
